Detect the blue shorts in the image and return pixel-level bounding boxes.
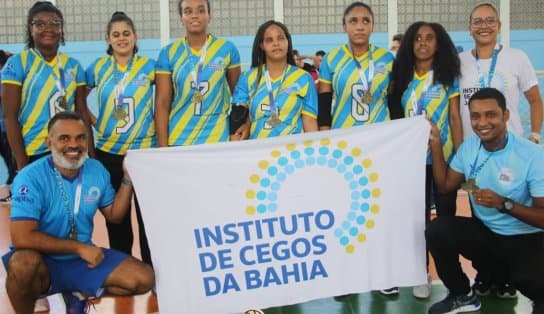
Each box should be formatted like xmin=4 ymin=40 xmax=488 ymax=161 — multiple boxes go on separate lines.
xmin=2 ymin=247 xmax=129 ymax=297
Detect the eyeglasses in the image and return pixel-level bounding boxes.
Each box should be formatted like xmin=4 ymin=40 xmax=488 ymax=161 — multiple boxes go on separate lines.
xmin=31 ymin=20 xmax=62 ymax=30
xmin=471 ymin=17 xmax=498 ymax=27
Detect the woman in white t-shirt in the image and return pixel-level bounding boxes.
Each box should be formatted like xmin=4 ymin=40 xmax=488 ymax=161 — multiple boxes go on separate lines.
xmin=459 ymin=3 xmax=543 ymax=143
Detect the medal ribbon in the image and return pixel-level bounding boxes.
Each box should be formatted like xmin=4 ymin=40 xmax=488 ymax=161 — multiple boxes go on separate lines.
xmin=51 ymin=158 xmax=83 ymax=239
xmin=114 ymin=56 xmax=135 ymax=109
xmin=468 ymin=134 xmax=508 ymax=179
xmin=410 ymin=70 xmax=434 ymax=116
xmin=189 ymin=36 xmax=209 ymax=96
xmin=264 ymin=65 xmax=287 ymax=116
xmin=32 ymin=49 xmax=66 ymax=97
xmin=475 ymin=44 xmax=499 ymax=88
xmin=350 ymin=44 xmax=374 ymax=102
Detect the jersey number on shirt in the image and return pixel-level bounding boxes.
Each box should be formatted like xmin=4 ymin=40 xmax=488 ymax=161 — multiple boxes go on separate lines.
xmin=116 ymin=97 xmax=135 ymax=134
xmin=192 ymin=81 xmax=209 ymax=116
xmin=351 ymin=84 xmax=369 ymax=122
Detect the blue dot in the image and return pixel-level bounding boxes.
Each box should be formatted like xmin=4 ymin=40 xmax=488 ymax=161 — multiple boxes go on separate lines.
xmin=334 ymin=228 xmax=343 ymax=237
xmin=342 ymin=221 xmax=350 ymax=229
xmin=285 ymin=164 xmax=295 ymax=174
xmin=277 ymin=172 xmax=286 ymax=182
xmin=268 ymin=166 xmax=278 ymax=176
xmin=360 ymin=203 xmax=370 ymax=212
xmin=260 ymin=178 xmax=271 ymax=187
xmin=317 ymin=156 xmax=327 ymax=165
xmin=319 ymin=147 xmax=329 ymax=155
xmin=268 ymin=203 xmax=278 ymax=212
xmin=271 ymin=182 xmax=281 ymax=191
xmin=353 ymin=165 xmax=363 ymax=174
xmin=268 ymin=192 xmax=277 ymax=201
xmin=351 ymin=191 xmax=360 ymax=200
xmin=291 ymin=150 xmax=301 ymax=159
xmin=257 ymin=191 xmax=266 ymax=200
xmin=328 ymin=159 xmax=337 ymax=168
xmin=348 ymin=211 xmax=356 ymax=221
xmin=306 ymin=157 xmax=316 ymax=166
xmin=304 ymin=147 xmax=315 ymax=155
xmin=344 ymin=156 xmax=354 ymax=165
xmin=278 ymin=157 xmax=288 ymax=166
xmin=257 ymin=204 xmax=267 ymax=214
xmin=332 ymin=149 xmax=343 ymax=159
xmin=356 ymin=215 xmax=366 ymax=225
xmin=350 ymin=181 xmax=359 ymax=190
xmin=349 ymin=227 xmax=358 ymax=236
xmin=295 ymin=159 xmax=304 ymax=168
xmin=344 ymin=172 xmax=354 ymax=180
xmin=351 ymin=201 xmax=359 ymax=210
xmin=340 ymin=236 xmax=349 ymax=246
xmin=359 ymin=177 xmax=369 ymax=186
xmin=361 ymin=189 xmax=371 ymax=199
xmin=337 ymin=164 xmax=346 ymax=173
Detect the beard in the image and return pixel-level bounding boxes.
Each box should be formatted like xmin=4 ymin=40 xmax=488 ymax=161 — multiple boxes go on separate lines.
xmin=51 ymin=148 xmax=88 ymax=170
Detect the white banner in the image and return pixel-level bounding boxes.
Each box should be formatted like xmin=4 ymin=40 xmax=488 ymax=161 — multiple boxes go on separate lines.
xmin=125 ymin=117 xmax=430 ymax=314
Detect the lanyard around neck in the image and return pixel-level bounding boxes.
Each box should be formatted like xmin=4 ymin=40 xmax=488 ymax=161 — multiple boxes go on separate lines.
xmin=189 ymin=36 xmax=209 ymax=91
xmin=410 ymin=70 xmax=434 ymax=116
xmin=468 ymin=134 xmax=508 ymax=179
xmin=34 ymin=49 xmax=66 ymax=96
xmin=52 ymin=161 xmax=83 ymax=235
xmin=264 ymin=65 xmax=287 ymax=114
xmin=475 ymin=43 xmax=499 ymax=88
xmin=350 ymin=44 xmax=374 ymax=94
xmin=114 ymin=56 xmax=134 ymax=107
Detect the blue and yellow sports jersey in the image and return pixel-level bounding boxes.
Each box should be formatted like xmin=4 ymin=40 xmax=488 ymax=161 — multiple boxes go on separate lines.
xmin=1 ymin=49 xmax=86 ymax=156
xmin=156 ymin=35 xmax=241 ymax=146
xmin=232 ymin=64 xmax=317 ymax=139
xmin=86 ymin=55 xmax=156 ymax=155
xmin=401 ymin=72 xmax=459 ymax=164
xmin=319 ymin=44 xmax=393 ymax=129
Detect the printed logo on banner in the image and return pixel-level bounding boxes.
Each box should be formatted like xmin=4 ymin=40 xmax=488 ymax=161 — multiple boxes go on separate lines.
xmin=245 ymin=138 xmax=381 ymax=254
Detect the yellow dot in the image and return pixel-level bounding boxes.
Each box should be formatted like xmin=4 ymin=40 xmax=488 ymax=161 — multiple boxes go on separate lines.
xmin=286 ymin=143 xmax=297 ymax=151
xmin=372 ymin=188 xmax=381 ymax=198
xmin=246 ymin=190 xmax=256 ymax=199
xmin=352 ymin=148 xmax=362 ymax=157
xmin=246 ymin=206 xmax=256 ymax=215
xmin=369 ymin=172 xmax=379 ymax=182
xmin=303 ymin=140 xmax=313 ymax=147
xmin=362 ymin=158 xmax=373 ymax=168
xmin=271 ymin=150 xmax=281 ymax=158
xmin=357 ymin=233 xmax=367 ymax=243
xmin=345 ymin=244 xmax=355 ymax=254
xmin=371 ymin=204 xmax=380 ymax=214
xmin=366 ymin=220 xmax=375 ymax=229
xmin=258 ymin=160 xmax=269 ymax=170
xmin=320 ymin=138 xmax=331 ymax=146
xmin=337 ymin=140 xmax=348 ymax=149
xmin=249 ymin=174 xmax=260 ymax=184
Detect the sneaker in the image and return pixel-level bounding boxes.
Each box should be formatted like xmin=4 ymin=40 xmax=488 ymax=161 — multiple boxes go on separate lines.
xmin=533 ymin=302 xmax=544 ymax=314
xmin=333 ymin=293 xmax=356 ymax=302
xmin=34 ymin=297 xmax=49 ymax=312
xmin=413 ymin=277 xmax=432 ymax=299
xmin=472 ymin=280 xmax=492 ymax=296
xmin=62 ymin=292 xmax=89 ymax=314
xmin=495 ymin=283 xmax=517 ymax=299
xmin=379 ymin=287 xmax=399 ymax=296
xmin=428 ymin=290 xmax=481 ymax=314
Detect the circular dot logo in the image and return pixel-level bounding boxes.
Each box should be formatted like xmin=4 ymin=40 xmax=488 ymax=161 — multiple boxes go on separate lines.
xmin=246 ymin=138 xmax=381 ymax=254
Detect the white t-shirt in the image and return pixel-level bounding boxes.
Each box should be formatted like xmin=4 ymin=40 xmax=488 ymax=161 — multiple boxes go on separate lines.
xmin=459 ymin=46 xmax=538 ymax=140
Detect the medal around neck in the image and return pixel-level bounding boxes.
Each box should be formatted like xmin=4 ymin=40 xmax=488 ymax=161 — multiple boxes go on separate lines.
xmin=58 ymin=96 xmax=68 ymax=110
xmin=69 ymin=225 xmax=77 ymax=240
xmin=192 ymin=90 xmax=204 ymax=104
xmin=267 ymin=112 xmax=282 ymax=127
xmin=362 ymin=91 xmax=374 ymax=104
xmin=461 ymin=178 xmax=479 ymax=192
xmin=113 ymin=107 xmax=127 ymax=120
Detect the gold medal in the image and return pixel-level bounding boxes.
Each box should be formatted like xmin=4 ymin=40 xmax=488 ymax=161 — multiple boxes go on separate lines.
xmin=461 ymin=178 xmax=479 ymax=192
xmin=58 ymin=96 xmax=68 ymax=110
xmin=267 ymin=112 xmax=282 ymax=127
xmin=113 ymin=107 xmax=127 ymax=120
xmin=192 ymin=91 xmax=204 ymax=104
xmin=362 ymin=91 xmax=374 ymax=104
xmin=69 ymin=226 xmax=77 ymax=240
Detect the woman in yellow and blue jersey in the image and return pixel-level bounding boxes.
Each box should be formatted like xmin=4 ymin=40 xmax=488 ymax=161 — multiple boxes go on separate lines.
xmin=155 ymin=0 xmax=242 ymax=146
xmin=388 ymin=21 xmax=462 ymax=299
xmin=86 ymin=12 xmax=155 ymax=266
xmin=1 ymin=1 xmax=92 ymax=172
xmin=318 ymin=2 xmax=394 ymax=131
xmin=231 ymin=20 xmax=318 ymax=140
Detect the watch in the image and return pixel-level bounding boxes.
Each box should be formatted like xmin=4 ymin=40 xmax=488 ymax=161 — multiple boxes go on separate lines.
xmin=502 ymin=198 xmax=514 ymax=212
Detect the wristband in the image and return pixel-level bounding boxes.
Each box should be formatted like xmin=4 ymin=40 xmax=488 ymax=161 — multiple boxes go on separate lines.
xmin=121 ymin=177 xmax=133 ymax=187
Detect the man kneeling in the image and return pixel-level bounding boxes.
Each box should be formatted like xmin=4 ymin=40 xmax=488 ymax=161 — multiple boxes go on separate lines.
xmin=2 ymin=111 xmax=154 ymax=313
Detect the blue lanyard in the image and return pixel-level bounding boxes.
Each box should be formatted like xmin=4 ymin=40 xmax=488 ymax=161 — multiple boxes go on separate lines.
xmin=33 ymin=48 xmax=66 ymax=95
xmin=475 ymin=44 xmax=499 ymax=88
xmin=113 ymin=55 xmax=135 ymax=107
xmin=469 ymin=134 xmax=508 ymax=178
xmin=349 ymin=44 xmax=374 ymax=93
xmin=264 ymin=65 xmax=287 ymax=115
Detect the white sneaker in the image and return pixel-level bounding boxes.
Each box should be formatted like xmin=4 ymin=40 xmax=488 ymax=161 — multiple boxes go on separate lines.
xmin=34 ymin=297 xmax=50 ymax=312
xmin=412 ymin=277 xmax=432 ymax=299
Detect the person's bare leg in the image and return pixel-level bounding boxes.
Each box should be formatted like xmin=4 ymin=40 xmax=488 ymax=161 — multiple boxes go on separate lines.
xmin=103 ymin=256 xmax=154 ymax=296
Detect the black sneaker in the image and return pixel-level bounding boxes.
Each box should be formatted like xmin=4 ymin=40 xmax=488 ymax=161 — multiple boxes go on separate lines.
xmin=62 ymin=292 xmax=90 ymax=314
xmin=379 ymin=287 xmax=399 ymax=296
xmin=333 ymin=293 xmax=356 ymax=302
xmin=428 ymin=290 xmax=481 ymax=314
xmin=495 ymin=283 xmax=517 ymax=299
xmin=472 ymin=280 xmax=492 ymax=296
